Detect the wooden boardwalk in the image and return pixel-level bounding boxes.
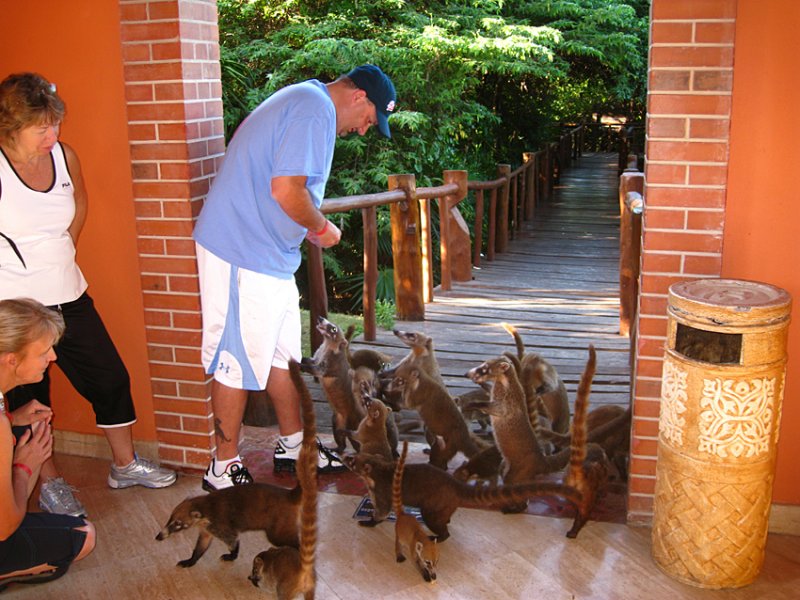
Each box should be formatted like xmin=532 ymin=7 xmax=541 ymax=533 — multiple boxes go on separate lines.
xmin=348 ymin=152 xmax=630 ymax=412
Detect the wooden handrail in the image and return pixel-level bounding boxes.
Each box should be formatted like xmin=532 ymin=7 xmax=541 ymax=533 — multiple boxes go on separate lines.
xmin=306 ymin=124 xmax=585 ymax=351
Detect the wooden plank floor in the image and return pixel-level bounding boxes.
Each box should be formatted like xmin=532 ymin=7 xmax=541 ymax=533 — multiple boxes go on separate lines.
xmin=348 ymin=152 xmax=630 ymax=410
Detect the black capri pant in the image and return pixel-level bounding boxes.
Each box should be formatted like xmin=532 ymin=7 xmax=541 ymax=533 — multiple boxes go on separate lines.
xmin=0 ymin=513 xmax=87 ymax=577
xmin=6 ymin=292 xmax=136 ymax=426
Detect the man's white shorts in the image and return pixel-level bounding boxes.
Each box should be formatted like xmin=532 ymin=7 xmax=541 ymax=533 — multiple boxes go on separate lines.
xmin=196 ymin=243 xmax=301 ymax=391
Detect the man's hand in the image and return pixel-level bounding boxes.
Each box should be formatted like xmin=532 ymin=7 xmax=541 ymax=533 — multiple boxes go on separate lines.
xmin=306 ymin=219 xmax=342 ymax=248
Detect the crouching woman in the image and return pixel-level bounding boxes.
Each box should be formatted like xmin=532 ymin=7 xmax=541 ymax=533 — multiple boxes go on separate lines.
xmin=0 ymin=298 xmax=95 ymax=590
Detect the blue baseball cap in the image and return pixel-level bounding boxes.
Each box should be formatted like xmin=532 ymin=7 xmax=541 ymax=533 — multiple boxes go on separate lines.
xmin=347 ymin=64 xmax=396 ymax=138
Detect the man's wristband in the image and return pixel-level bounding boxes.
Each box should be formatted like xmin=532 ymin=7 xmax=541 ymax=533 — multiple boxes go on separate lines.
xmin=12 ymin=463 xmax=32 ymax=477
xmin=314 ymin=221 xmax=329 ymax=237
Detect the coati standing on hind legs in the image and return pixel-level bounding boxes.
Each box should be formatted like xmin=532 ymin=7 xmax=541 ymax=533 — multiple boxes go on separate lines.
xmin=393 ymin=441 xmax=438 ymax=582
xmin=502 ymin=322 xmax=570 ymax=433
xmin=300 ymin=316 xmax=364 ymax=454
xmin=249 ymin=360 xmax=318 ymax=599
xmin=387 ymin=362 xmax=488 ymax=469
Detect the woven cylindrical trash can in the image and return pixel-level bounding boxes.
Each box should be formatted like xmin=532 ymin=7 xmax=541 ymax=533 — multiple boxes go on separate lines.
xmin=651 ymin=278 xmax=791 ymax=589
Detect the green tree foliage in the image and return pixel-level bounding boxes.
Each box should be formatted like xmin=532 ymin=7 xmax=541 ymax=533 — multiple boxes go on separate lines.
xmin=216 ymin=0 xmax=648 ymax=313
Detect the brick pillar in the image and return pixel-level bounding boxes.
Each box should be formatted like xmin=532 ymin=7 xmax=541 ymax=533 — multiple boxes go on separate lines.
xmin=627 ymin=0 xmax=737 ymax=523
xmin=119 ymin=0 xmax=224 ymax=469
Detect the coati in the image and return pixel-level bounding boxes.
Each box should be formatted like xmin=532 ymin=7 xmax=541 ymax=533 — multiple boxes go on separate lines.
xmin=385 ymin=329 xmax=445 ymax=386
xmin=465 ymin=356 xmax=574 ymax=499
xmin=156 ymin=483 xmax=300 ymax=567
xmin=453 ymin=385 xmax=492 ymax=433
xmin=387 ymin=362 xmax=488 ymax=469
xmin=344 ymin=324 xmax=393 ymax=373
xmin=502 ymin=322 xmax=570 ymax=433
xmin=538 ymin=405 xmax=631 ymax=480
xmin=249 ymin=360 xmax=317 ymax=599
xmin=452 ymin=444 xmax=502 ymax=485
xmin=562 ymin=345 xmax=610 ymax=538
xmin=393 ymin=441 xmax=438 ymax=582
xmin=301 ymin=316 xmax=365 ymax=453
xmin=350 ymin=369 xmax=399 ymax=458
xmin=352 ymin=395 xmax=396 ymax=461
xmin=345 ymin=451 xmax=582 ymax=542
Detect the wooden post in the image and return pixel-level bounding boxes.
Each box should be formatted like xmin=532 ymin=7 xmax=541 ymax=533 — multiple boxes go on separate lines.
xmin=306 ymin=243 xmax=328 ymax=353
xmin=420 ymin=197 xmax=434 ymax=303
xmin=619 ymin=170 xmax=644 ymax=337
xmin=472 ymin=189 xmax=484 ymax=268
xmin=510 ymin=172 xmax=518 ymax=239
xmin=388 ymin=174 xmax=424 ymax=321
xmin=523 ymin=152 xmax=536 ymax=221
xmin=362 ymin=205 xmax=378 ymax=341
xmin=487 ymin=188 xmax=497 ymax=262
xmin=441 ymin=170 xmax=470 ymax=285
xmin=496 ymin=164 xmax=511 ymax=254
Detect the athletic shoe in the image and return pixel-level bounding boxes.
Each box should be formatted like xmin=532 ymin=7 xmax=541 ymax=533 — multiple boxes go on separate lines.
xmin=107 ymin=454 xmax=177 ymax=489
xmin=202 ymin=458 xmax=253 ymax=492
xmin=273 ymin=437 xmax=347 ymax=474
xmin=39 ymin=477 xmax=87 ymax=518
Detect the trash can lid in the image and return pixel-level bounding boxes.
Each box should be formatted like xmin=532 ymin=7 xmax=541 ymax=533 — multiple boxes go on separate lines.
xmin=668 ymin=278 xmax=792 ymax=328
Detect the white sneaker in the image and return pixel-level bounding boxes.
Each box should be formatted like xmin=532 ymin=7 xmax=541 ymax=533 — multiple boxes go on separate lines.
xmin=273 ymin=437 xmax=347 ymax=474
xmin=202 ymin=458 xmax=253 ymax=492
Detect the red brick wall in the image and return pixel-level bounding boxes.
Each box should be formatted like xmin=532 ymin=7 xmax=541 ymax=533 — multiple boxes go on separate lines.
xmin=119 ymin=0 xmax=224 ymax=469
xmin=628 ymin=0 xmax=737 ymax=523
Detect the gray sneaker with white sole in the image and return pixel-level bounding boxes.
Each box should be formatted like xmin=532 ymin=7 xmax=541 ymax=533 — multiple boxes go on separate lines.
xmin=39 ymin=477 xmax=87 ymax=518
xmin=107 ymin=454 xmax=177 ymax=489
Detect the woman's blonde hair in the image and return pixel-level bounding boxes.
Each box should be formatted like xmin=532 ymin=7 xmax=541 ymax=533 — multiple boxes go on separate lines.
xmin=0 ymin=72 xmax=66 ymax=145
xmin=0 ymin=298 xmax=65 ymax=355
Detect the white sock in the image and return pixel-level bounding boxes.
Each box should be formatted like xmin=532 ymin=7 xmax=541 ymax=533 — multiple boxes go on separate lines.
xmin=213 ymin=455 xmax=242 ymax=475
xmin=280 ymin=431 xmax=303 ymax=449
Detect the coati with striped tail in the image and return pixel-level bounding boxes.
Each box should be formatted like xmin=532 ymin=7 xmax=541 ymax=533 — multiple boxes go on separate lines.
xmin=345 ymin=452 xmax=582 ymax=542
xmin=465 ymin=356 xmax=574 ymax=486
xmin=249 ymin=360 xmax=317 ymax=599
xmin=301 ymin=316 xmax=364 ymax=453
xmin=387 ymin=362 xmax=488 ymax=469
xmin=350 ymin=367 xmax=399 ymax=458
xmin=502 ymin=322 xmax=570 ymax=433
xmin=561 ymin=345 xmax=610 ymax=538
xmin=393 ymin=441 xmax=438 ymax=582
xmin=538 ymin=405 xmax=631 ymax=480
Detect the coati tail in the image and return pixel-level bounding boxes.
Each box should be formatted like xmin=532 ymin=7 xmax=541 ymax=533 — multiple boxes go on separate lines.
xmin=568 ymin=345 xmax=597 ymax=483
xmin=393 ymin=441 xmax=409 ymax=517
xmin=289 ymin=360 xmax=318 ymax=593
xmin=501 ymin=322 xmax=525 ymax=359
xmin=467 ymin=480 xmax=584 ymax=509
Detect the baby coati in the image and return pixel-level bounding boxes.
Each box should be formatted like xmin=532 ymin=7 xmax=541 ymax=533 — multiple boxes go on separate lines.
xmin=346 ymin=451 xmax=582 ymax=542
xmin=465 ymin=356 xmax=574 ymax=499
xmin=562 ymin=345 xmax=610 ymax=538
xmin=393 ymin=441 xmax=438 ymax=582
xmin=301 ymin=316 xmax=364 ymax=453
xmin=538 ymin=404 xmax=631 ymax=480
xmin=156 ymin=484 xmax=300 ymax=568
xmin=502 ymin=322 xmax=570 ymax=433
xmin=387 ymin=363 xmax=488 ymax=469
xmin=249 ymin=360 xmax=317 ymax=599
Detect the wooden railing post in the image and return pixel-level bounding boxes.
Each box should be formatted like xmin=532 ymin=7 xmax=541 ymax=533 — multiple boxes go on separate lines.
xmin=487 ymin=188 xmax=497 ymax=261
xmin=388 ymin=174 xmax=425 ymax=320
xmin=439 ymin=170 xmax=470 ymax=291
xmin=619 ymin=170 xmax=645 ymax=337
xmin=472 ymin=189 xmax=484 ymax=268
xmin=523 ymin=152 xmax=536 ymax=221
xmin=362 ymin=205 xmax=378 ymax=341
xmin=510 ymin=171 xmax=519 ymax=239
xmin=306 ymin=243 xmax=328 ymax=353
xmin=496 ymin=164 xmax=511 ymax=254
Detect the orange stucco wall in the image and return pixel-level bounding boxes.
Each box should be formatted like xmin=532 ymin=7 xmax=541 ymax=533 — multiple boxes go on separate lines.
xmin=725 ymin=0 xmax=800 ymax=503
xmin=0 ymin=2 xmax=157 ymax=440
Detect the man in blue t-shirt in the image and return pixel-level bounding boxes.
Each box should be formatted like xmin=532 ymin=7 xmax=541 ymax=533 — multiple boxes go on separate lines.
xmin=194 ymin=65 xmax=396 ymax=490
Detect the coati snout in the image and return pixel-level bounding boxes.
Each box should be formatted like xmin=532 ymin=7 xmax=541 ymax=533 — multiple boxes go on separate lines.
xmin=155 ymin=508 xmax=203 ymax=540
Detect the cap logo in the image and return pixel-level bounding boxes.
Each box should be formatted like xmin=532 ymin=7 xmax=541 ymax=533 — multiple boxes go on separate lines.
xmin=386 ymin=100 xmax=395 ymax=113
